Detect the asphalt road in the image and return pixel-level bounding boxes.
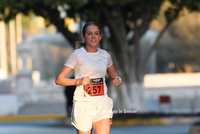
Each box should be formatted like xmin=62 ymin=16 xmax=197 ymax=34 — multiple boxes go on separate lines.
xmin=0 ymin=120 xmax=191 ymax=134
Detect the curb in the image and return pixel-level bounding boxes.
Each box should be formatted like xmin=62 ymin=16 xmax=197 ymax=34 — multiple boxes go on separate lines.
xmin=112 ymin=117 xmax=200 ymax=126
xmin=0 ymin=114 xmax=66 ymax=122
xmin=189 ymin=126 xmax=200 ymax=134
xmin=1 ymin=114 xmax=200 ymax=126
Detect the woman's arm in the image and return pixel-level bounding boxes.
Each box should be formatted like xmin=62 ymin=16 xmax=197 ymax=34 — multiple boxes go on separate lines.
xmin=55 ymin=66 xmax=76 ymax=86
xmin=107 ymin=65 xmax=121 ymax=86
xmin=55 ymin=66 xmax=90 ymax=86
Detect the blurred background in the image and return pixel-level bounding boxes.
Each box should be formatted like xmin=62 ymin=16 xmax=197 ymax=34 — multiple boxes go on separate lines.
xmin=0 ymin=0 xmax=200 ymax=134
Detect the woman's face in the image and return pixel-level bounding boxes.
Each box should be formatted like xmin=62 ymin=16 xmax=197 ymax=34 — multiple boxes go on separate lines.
xmin=81 ymin=25 xmax=102 ymax=48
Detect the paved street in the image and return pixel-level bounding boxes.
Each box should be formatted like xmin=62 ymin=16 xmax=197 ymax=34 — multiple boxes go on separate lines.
xmin=0 ymin=120 xmax=191 ymax=134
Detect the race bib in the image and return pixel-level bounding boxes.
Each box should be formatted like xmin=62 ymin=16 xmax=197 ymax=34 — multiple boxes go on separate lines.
xmin=84 ymin=78 xmax=104 ymax=96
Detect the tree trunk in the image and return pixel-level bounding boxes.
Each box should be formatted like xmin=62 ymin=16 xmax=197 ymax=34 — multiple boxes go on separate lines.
xmin=102 ymin=24 xmax=145 ymax=112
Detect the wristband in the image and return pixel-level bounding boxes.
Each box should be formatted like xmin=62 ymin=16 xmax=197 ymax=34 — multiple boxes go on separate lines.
xmin=75 ymin=79 xmax=79 ymax=85
xmin=115 ymin=76 xmax=121 ymax=83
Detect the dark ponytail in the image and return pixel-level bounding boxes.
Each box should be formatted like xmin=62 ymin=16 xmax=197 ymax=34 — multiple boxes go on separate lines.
xmin=74 ymin=41 xmax=86 ymax=49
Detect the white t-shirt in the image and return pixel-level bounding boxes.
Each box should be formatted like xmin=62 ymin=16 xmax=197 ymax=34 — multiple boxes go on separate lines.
xmin=64 ymin=47 xmax=113 ymax=101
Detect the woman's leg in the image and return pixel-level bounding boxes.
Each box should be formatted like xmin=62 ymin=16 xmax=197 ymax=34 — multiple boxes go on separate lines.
xmin=92 ymin=118 xmax=111 ymax=134
xmin=76 ymin=129 xmax=92 ymax=134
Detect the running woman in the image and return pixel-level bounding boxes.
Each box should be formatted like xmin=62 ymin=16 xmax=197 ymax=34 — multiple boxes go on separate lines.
xmin=55 ymin=21 xmax=121 ymax=134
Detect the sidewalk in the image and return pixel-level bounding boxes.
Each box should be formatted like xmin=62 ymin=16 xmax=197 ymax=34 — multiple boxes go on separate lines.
xmin=1 ymin=96 xmax=200 ymax=126
xmin=0 ymin=121 xmax=192 ymax=134
xmin=1 ymin=113 xmax=200 ymax=126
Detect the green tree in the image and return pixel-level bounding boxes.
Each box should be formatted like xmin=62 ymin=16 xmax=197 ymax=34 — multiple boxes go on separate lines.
xmin=1 ymin=0 xmax=199 ymax=111
xmin=157 ymin=12 xmax=200 ymax=73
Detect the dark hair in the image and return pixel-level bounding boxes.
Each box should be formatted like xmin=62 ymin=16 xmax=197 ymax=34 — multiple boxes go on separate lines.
xmin=75 ymin=21 xmax=101 ymax=49
xmin=82 ymin=21 xmax=101 ymax=36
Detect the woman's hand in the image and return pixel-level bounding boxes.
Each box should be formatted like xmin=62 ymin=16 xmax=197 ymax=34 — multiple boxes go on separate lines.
xmin=107 ymin=65 xmax=121 ymax=87
xmin=78 ymin=76 xmax=90 ymax=85
xmin=111 ymin=76 xmax=121 ymax=87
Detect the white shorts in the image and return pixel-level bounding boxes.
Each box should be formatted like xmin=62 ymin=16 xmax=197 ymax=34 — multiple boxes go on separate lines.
xmin=71 ymin=95 xmax=113 ymax=132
